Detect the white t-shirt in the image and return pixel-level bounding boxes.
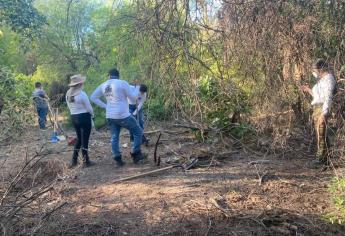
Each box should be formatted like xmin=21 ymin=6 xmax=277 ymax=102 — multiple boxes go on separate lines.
xmin=66 ymin=91 xmax=94 ymax=115
xmin=311 ymin=74 xmax=336 ymax=115
xmin=128 ymin=85 xmax=140 ymax=105
xmin=91 ymin=79 xmax=139 ymax=119
xmin=128 ymin=85 xmax=147 ymax=114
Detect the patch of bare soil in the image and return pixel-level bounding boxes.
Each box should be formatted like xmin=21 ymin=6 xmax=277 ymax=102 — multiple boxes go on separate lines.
xmin=1 ymin=123 xmax=345 ymax=235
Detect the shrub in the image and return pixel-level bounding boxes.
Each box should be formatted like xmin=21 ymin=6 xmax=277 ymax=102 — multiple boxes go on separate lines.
xmin=0 ymin=66 xmax=35 ymax=141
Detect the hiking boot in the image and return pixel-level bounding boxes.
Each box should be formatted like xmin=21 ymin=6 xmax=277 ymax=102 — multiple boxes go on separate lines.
xmin=131 ymin=151 xmax=144 ymax=164
xmin=114 ymin=155 xmax=125 ymax=167
xmin=82 ymin=151 xmax=95 ymax=168
xmin=69 ymin=150 xmax=79 ymax=169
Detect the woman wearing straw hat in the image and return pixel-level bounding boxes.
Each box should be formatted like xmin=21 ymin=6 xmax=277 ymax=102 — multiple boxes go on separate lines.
xmin=66 ymin=74 xmax=95 ymax=168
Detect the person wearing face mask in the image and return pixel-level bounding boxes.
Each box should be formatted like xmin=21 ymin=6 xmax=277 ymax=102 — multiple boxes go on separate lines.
xmin=300 ymin=59 xmax=336 ymax=164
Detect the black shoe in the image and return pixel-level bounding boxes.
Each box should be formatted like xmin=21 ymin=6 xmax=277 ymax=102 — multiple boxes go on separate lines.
xmin=69 ymin=160 xmax=78 ymax=169
xmin=131 ymin=151 xmax=144 ymax=164
xmin=82 ymin=160 xmax=95 ymax=168
xmin=114 ymin=155 xmax=125 ymax=167
xmin=82 ymin=151 xmax=95 ymax=168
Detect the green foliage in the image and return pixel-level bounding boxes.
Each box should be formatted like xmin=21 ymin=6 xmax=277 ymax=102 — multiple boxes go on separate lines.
xmin=0 ymin=0 xmax=45 ymax=37
xmin=0 ymin=66 xmax=35 ymax=141
xmin=147 ymin=96 xmax=173 ymax=121
xmin=0 ymin=67 xmax=33 ymax=106
xmin=93 ymin=107 xmax=107 ymax=129
xmin=326 ymin=177 xmax=345 ymax=225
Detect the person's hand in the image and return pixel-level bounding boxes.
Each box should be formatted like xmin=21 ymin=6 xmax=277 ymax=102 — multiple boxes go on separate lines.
xmin=300 ymin=85 xmax=310 ymax=92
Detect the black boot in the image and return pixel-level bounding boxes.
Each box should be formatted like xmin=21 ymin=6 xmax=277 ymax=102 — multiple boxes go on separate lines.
xmin=82 ymin=149 xmax=95 ymax=168
xmin=131 ymin=151 xmax=144 ymax=164
xmin=69 ymin=149 xmax=79 ymax=169
xmin=114 ymin=155 xmax=125 ymax=167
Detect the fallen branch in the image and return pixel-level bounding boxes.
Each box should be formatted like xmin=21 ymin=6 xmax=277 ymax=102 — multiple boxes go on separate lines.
xmin=41 ymin=202 xmax=68 ymax=221
xmin=113 ymin=166 xmax=176 ymax=183
xmin=154 ymin=132 xmax=162 ymax=166
xmin=113 ymin=158 xmax=198 ymax=184
xmin=210 ymin=198 xmax=231 ymax=218
xmin=248 ymin=160 xmax=271 ymax=165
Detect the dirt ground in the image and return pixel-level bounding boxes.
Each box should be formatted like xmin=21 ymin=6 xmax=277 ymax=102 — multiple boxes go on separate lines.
xmin=1 ymin=123 xmax=345 ymax=235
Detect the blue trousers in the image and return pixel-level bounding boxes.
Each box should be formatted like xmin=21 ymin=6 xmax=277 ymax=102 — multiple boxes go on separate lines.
xmin=107 ymin=115 xmax=142 ymax=158
xmin=36 ymin=106 xmax=48 ymax=129
xmin=129 ymin=104 xmax=144 ymax=129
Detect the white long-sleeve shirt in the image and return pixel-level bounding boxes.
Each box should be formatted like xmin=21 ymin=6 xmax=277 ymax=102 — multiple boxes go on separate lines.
xmin=91 ymin=79 xmax=139 ymax=119
xmin=66 ymin=91 xmax=94 ymax=115
xmin=128 ymin=85 xmax=147 ymax=115
xmin=311 ymin=74 xmax=336 ymax=116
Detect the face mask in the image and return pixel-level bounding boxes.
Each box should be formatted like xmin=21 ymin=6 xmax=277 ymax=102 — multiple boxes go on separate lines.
xmin=312 ymin=72 xmax=319 ymax=79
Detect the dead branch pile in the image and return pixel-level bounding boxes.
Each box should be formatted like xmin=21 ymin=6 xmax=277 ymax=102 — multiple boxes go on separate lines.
xmin=0 ymin=144 xmax=66 ymax=235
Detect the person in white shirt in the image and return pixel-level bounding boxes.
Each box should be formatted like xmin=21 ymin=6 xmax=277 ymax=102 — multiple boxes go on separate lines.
xmin=90 ymin=68 xmax=143 ymax=166
xmin=128 ymin=84 xmax=149 ymax=145
xmin=66 ymin=75 xmax=94 ymax=168
xmin=301 ymin=59 xmax=336 ymax=163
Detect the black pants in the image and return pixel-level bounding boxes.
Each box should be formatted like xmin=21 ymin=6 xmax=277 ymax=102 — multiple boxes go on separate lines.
xmin=71 ymin=113 xmax=91 ymax=156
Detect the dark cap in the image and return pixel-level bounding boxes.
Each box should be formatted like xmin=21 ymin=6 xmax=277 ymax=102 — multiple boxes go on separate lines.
xmin=312 ymin=59 xmax=329 ymax=70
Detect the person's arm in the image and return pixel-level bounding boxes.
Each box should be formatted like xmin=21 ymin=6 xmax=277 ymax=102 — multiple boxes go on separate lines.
xmin=90 ymin=85 xmax=107 ymax=109
xmin=124 ymin=82 xmax=139 ymax=102
xmin=322 ymin=79 xmax=335 ymax=116
xmin=42 ymin=90 xmax=49 ymax=99
xmin=133 ymin=93 xmax=146 ymax=115
xmin=300 ymin=85 xmax=313 ymax=96
xmin=82 ymin=92 xmax=94 ymax=116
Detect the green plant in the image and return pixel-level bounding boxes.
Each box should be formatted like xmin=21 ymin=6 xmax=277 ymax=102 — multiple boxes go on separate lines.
xmin=326 ymin=177 xmax=345 ymax=224
xmin=146 ymin=96 xmax=173 ymax=121
xmin=0 ymin=66 xmax=35 ymax=141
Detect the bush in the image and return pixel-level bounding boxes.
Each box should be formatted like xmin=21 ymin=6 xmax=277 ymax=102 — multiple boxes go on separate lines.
xmin=146 ymin=97 xmax=173 ymax=121
xmin=0 ymin=66 xmax=35 ymax=141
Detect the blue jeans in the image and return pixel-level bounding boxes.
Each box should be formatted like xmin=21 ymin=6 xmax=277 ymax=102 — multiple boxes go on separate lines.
xmin=129 ymin=104 xmax=145 ymax=141
xmin=108 ymin=116 xmax=142 ymax=158
xmin=36 ymin=106 xmax=48 ymax=129
xmin=129 ymin=104 xmax=144 ymax=129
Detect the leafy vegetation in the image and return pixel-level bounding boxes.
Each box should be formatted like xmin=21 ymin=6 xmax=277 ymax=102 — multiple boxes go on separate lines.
xmin=327 ymin=177 xmax=345 ymax=224
xmin=1 ymin=0 xmax=345 ymax=226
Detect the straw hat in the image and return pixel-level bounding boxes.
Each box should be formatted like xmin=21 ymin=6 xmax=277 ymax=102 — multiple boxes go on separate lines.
xmin=67 ymin=74 xmax=86 ymax=97
xmin=69 ymin=74 xmax=86 ymax=87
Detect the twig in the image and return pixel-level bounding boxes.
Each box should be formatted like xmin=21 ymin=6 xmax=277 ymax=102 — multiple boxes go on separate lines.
xmin=1 ymin=144 xmax=46 ymax=205
xmin=252 ymin=164 xmax=268 ymax=186
xmin=41 ymin=202 xmax=68 ymax=221
xmin=210 ymin=198 xmax=231 ymax=218
xmin=113 ymin=165 xmax=178 ymax=183
xmin=248 ymin=160 xmax=271 ymax=165
xmin=154 ymin=132 xmax=162 ymax=166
